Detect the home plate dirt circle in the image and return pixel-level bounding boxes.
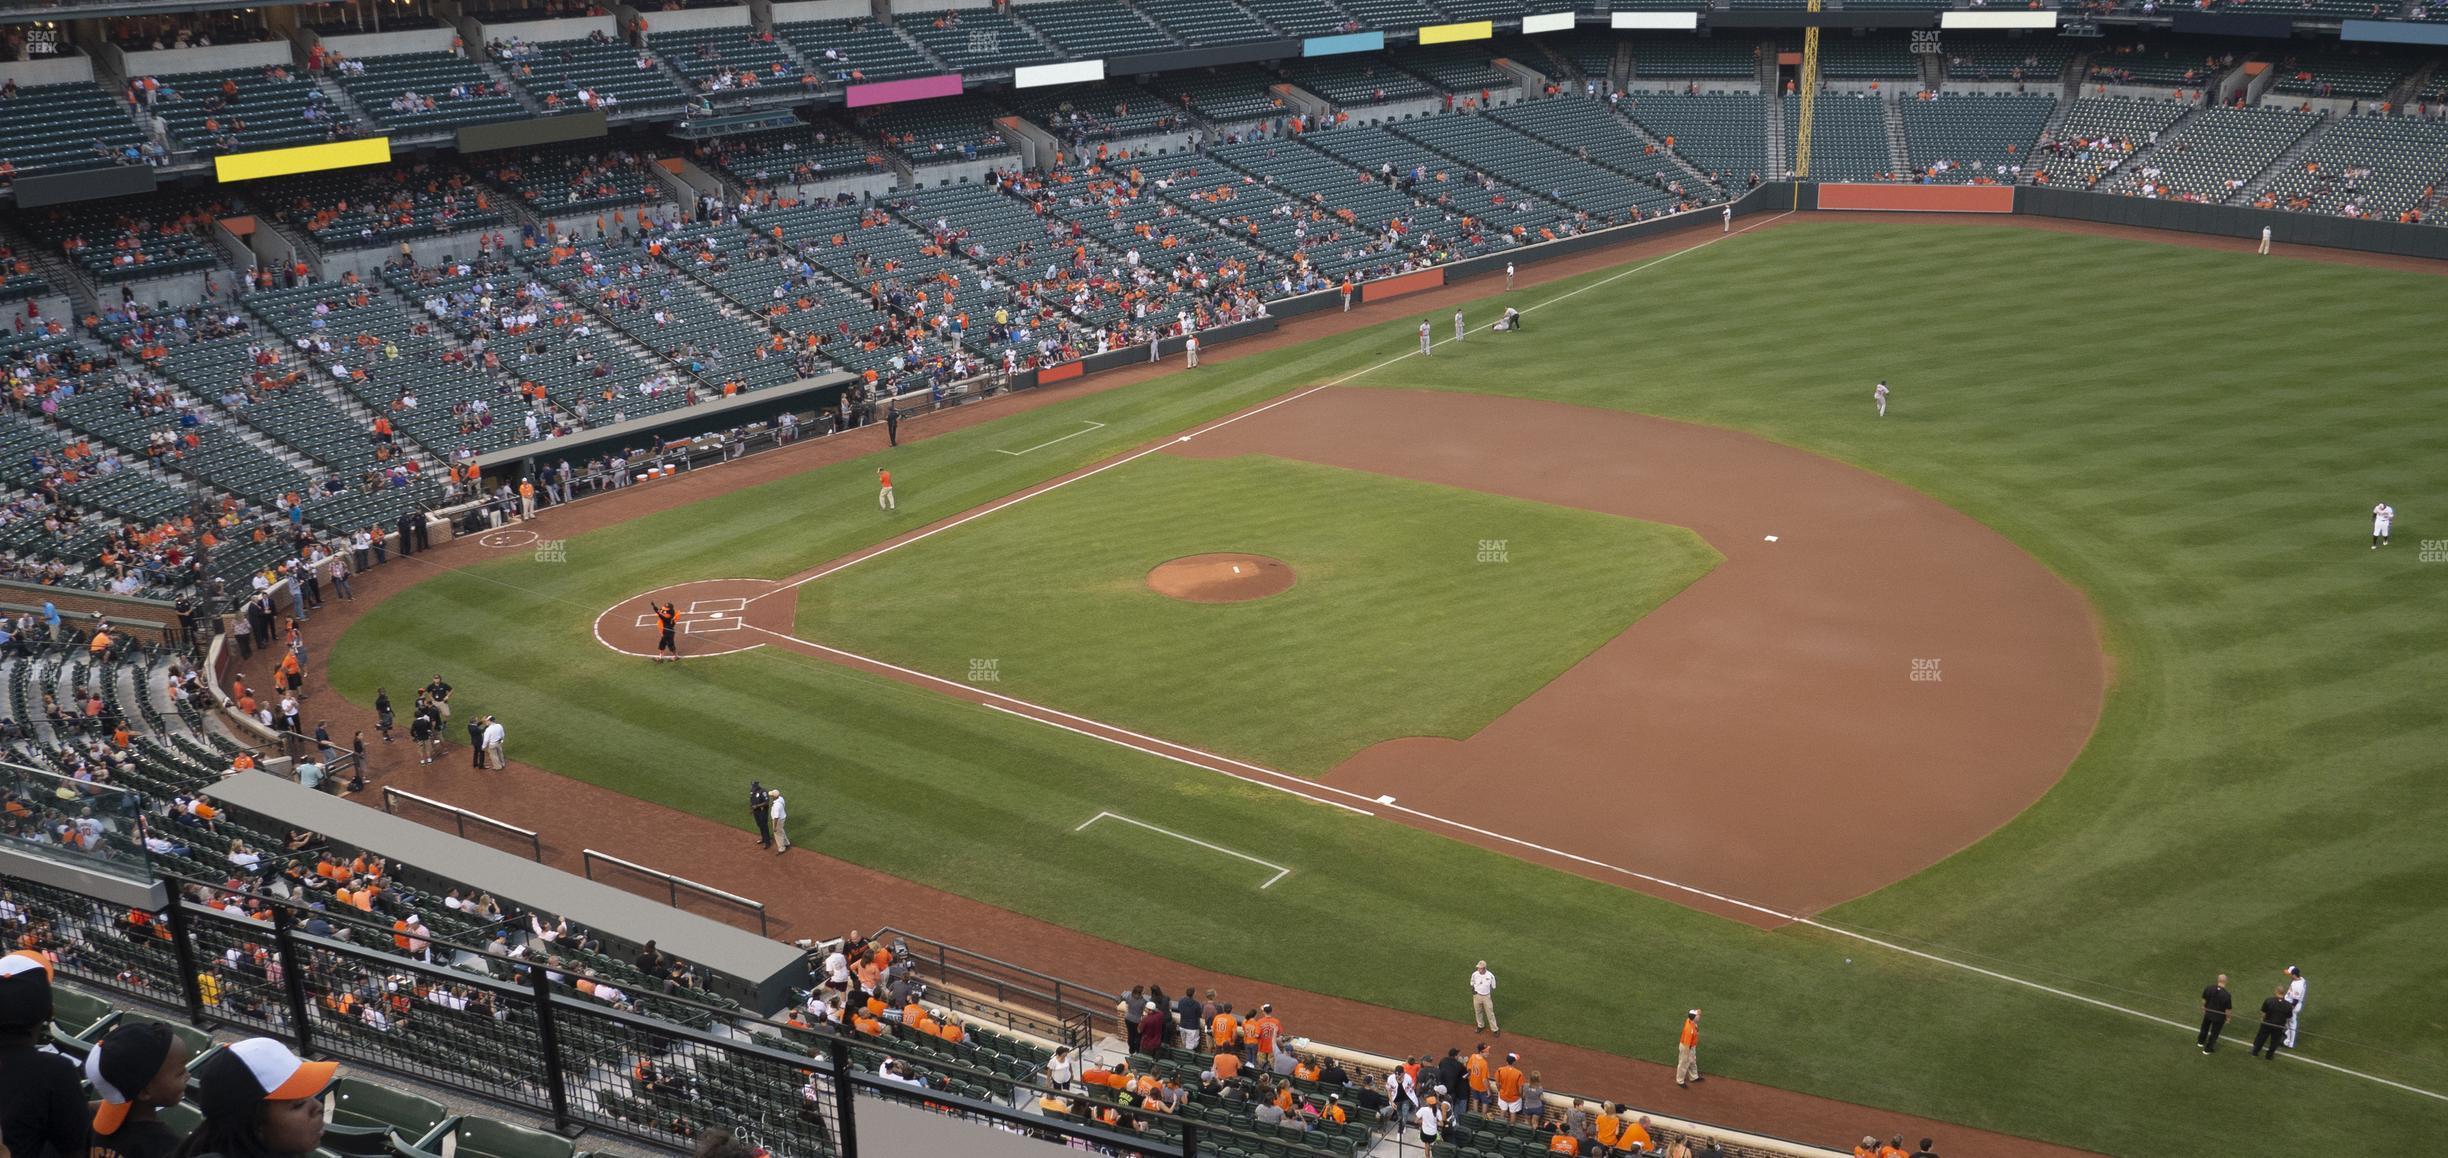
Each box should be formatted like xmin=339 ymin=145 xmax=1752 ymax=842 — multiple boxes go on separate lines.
xmin=593 ymin=579 xmax=802 ymax=659
xmin=1147 ymin=554 xmax=1296 ymax=603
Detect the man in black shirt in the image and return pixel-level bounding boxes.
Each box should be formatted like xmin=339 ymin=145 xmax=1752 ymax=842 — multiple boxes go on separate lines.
xmin=2198 ymin=974 xmax=2234 ymax=1053
xmin=0 ymin=952 xmax=86 ymax=1158
xmin=2251 ymin=986 xmax=2293 ymax=1060
xmin=750 ymin=781 xmax=773 ymax=848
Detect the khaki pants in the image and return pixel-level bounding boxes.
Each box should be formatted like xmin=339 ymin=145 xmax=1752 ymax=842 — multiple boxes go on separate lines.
xmin=1676 ymin=1043 xmax=1700 ymax=1084
xmin=772 ymin=818 xmax=790 ymax=851
xmin=1472 ymin=993 xmax=1498 ymax=1033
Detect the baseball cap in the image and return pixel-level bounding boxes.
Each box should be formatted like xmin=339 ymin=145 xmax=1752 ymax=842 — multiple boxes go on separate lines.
xmin=194 ymin=1038 xmax=338 ymax=1120
xmin=88 ymin=1021 xmax=177 ymax=1135
xmin=0 ymin=949 xmax=55 ymax=1029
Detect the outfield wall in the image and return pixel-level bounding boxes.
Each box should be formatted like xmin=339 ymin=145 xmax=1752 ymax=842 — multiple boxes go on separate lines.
xmin=2015 ymin=186 xmax=2448 ymax=262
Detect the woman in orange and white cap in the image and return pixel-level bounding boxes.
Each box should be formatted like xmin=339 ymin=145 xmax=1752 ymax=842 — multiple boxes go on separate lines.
xmin=171 ymin=1039 xmax=337 ymax=1158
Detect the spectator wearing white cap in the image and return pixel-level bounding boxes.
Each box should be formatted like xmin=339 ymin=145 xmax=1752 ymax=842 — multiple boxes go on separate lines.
xmin=86 ymin=1019 xmax=194 ymax=1158
xmin=181 ymin=1037 xmax=338 ymax=1158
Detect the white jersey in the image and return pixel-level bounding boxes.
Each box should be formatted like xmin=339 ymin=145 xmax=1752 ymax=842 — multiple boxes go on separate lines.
xmin=2286 ymin=976 xmax=2306 ymax=1015
xmin=2374 ymin=504 xmax=2394 ymax=533
xmin=1874 ymin=383 xmax=1890 ymax=402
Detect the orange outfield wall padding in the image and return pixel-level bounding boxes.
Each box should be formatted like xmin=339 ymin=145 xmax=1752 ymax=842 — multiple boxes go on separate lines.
xmin=1361 ymin=267 xmax=1446 ymax=303
xmin=1817 ymin=184 xmax=2016 ymax=213
xmin=1037 ymin=360 xmax=1085 ymax=384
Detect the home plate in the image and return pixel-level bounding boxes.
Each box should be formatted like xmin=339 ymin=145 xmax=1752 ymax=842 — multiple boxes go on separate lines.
xmin=1764 ymin=535 xmax=1779 ymax=542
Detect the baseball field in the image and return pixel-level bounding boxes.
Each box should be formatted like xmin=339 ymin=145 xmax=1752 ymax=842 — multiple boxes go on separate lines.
xmin=325 ymin=217 xmax=2448 ymax=1157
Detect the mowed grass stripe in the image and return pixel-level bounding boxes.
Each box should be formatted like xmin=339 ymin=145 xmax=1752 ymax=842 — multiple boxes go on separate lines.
xmin=788 ymin=453 xmax=1718 ymax=773
xmin=331 ymin=220 xmax=2448 ymax=1155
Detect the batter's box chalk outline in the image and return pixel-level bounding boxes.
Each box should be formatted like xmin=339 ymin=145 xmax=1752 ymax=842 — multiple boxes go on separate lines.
xmin=688 ymin=597 xmax=748 ymax=614
xmin=1074 ymin=810 xmax=1290 ymax=890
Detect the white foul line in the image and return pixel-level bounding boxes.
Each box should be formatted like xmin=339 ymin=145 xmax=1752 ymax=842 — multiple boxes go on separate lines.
xmin=748 ymin=622 xmax=2447 ymax=1102
xmin=736 ymin=212 xmax=2448 ymax=1102
xmin=995 ymin=420 xmax=1108 ymax=456
xmin=752 ymin=211 xmax=1795 ymax=604
xmin=1074 ymin=811 xmax=1290 ymax=890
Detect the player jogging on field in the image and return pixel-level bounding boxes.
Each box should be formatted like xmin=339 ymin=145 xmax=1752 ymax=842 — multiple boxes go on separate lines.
xmin=654 ymin=602 xmax=679 ymax=663
xmin=1419 ymin=320 xmax=1433 ymax=357
xmin=2372 ymin=502 xmax=2393 ymax=548
xmin=1723 ymin=204 xmax=1732 ymax=233
xmin=1453 ymin=309 xmax=1465 ymax=343
xmin=878 ymin=468 xmax=895 ymax=511
xmin=1874 ymin=380 xmax=1890 ymax=418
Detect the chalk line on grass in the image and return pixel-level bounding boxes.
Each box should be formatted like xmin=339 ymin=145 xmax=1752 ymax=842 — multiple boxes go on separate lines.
xmin=996 ymin=421 xmax=1108 ymax=456
xmin=747 ymin=211 xmax=1797 ymax=606
xmin=1075 ymin=811 xmax=1290 ymax=890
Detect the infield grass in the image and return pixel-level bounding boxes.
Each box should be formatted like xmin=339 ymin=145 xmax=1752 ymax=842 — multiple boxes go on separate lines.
xmin=791 ymin=452 xmax=1719 ymax=773
xmin=330 ymin=219 xmax=2448 ymax=1157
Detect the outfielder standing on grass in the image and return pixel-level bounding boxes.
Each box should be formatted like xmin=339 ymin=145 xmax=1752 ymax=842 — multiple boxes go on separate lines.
xmin=878 ymin=468 xmax=895 ymax=512
xmin=654 ymin=602 xmax=679 ymax=663
xmin=1419 ymin=320 xmax=1433 ymax=357
xmin=1453 ymin=309 xmax=1465 ymax=343
xmin=2372 ymin=502 xmax=2393 ymax=548
xmin=1874 ymin=379 xmax=1890 ymax=418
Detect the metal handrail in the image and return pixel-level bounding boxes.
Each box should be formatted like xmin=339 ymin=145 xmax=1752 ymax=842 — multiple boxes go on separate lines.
xmin=581 ymin=847 xmax=769 ymax=936
xmin=380 ymin=785 xmax=543 ymax=861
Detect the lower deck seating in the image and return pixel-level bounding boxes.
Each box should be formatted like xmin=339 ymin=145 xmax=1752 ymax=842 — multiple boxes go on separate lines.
xmin=1898 ymin=93 xmax=2053 ymax=181
xmin=1787 ymin=92 xmax=1897 ymax=182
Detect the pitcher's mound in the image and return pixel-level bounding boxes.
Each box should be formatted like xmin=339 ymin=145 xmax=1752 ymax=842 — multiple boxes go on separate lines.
xmin=1147 ymin=554 xmax=1295 ymax=603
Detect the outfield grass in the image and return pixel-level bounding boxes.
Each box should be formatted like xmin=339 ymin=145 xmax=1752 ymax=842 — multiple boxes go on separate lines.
xmin=329 ymin=219 xmax=2448 ymax=1156
xmin=791 ymin=453 xmax=1718 ymax=772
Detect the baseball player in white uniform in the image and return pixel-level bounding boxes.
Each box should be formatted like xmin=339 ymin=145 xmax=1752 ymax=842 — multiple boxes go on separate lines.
xmin=1419 ymin=320 xmax=1433 ymax=356
xmin=1453 ymin=309 xmax=1465 ymax=342
xmin=1723 ymin=204 xmax=1733 ymax=232
xmin=1505 ymin=261 xmax=1515 ymax=289
xmin=2282 ymin=965 xmax=2306 ymax=1048
xmin=2372 ymin=502 xmax=2393 ymax=548
xmin=1874 ymin=380 xmax=1890 ymax=418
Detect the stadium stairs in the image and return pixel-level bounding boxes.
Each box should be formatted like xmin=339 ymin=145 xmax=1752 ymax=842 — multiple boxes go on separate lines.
xmin=2229 ymin=115 xmax=2332 ymax=206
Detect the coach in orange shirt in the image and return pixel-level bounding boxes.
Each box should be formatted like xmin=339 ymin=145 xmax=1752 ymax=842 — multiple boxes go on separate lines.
xmin=1676 ymin=1009 xmax=1703 ymax=1088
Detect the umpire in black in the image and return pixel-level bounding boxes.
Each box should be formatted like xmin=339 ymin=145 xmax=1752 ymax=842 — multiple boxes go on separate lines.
xmin=2250 ymin=985 xmax=2292 ymax=1060
xmin=2198 ymin=974 xmax=2233 ymax=1053
xmin=750 ymin=781 xmax=773 ymax=848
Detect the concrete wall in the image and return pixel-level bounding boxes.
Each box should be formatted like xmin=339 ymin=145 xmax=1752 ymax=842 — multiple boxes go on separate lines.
xmin=111 ymin=270 xmax=214 ymax=311
xmin=0 ymin=53 xmax=96 ymax=87
xmin=308 ymin=27 xmax=464 ymax=60
xmin=766 ymin=0 xmax=873 ymax=23
xmin=898 ymin=157 xmax=998 ymax=187
xmin=625 ymin=3 xmax=757 ymax=36
xmin=471 ymin=15 xmax=620 ymax=49
xmin=120 ymin=40 xmax=298 ymax=78
xmin=1331 ymin=93 xmax=1444 ymax=129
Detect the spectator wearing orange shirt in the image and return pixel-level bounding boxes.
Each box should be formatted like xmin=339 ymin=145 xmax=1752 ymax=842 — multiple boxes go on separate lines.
xmin=1493 ymin=1053 xmax=1526 ymax=1120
